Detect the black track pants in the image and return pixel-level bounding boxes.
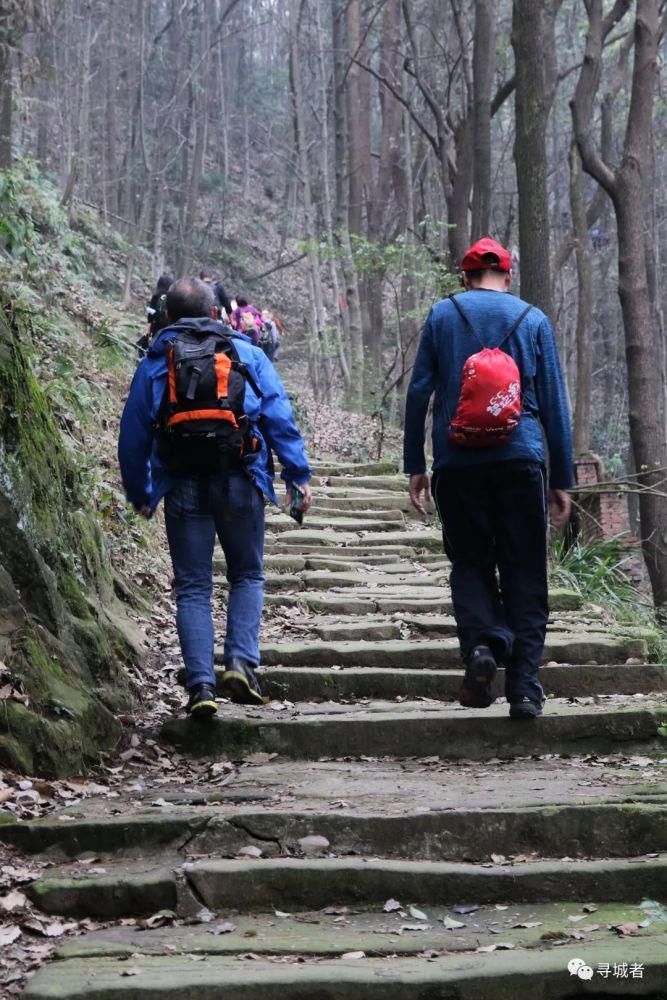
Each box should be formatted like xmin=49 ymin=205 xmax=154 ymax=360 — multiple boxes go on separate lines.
xmin=432 ymin=461 xmax=548 ymax=703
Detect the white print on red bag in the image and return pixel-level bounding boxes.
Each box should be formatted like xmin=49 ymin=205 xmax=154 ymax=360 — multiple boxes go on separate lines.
xmin=487 ymin=380 xmax=520 ymax=417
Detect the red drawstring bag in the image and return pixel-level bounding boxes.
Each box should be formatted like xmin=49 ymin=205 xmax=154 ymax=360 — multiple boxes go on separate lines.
xmin=447 ymin=296 xmax=532 ymax=448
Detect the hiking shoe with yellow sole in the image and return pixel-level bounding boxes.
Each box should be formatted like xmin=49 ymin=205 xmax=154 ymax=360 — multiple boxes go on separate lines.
xmin=222 ymin=658 xmax=264 ymax=706
xmin=186 ymin=683 xmax=218 ymax=718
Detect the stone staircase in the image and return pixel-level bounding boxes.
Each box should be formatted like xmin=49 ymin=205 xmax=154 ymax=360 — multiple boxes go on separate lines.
xmin=5 ymin=459 xmax=667 ymax=997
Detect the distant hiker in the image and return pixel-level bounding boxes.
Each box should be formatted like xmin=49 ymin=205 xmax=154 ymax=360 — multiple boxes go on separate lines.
xmin=137 ymin=272 xmax=172 ymax=357
xmin=258 ymin=310 xmax=281 ymax=362
xmin=118 ymin=278 xmax=313 ymax=718
xmin=198 ymin=270 xmax=233 ymax=321
xmin=231 ymin=302 xmax=264 ymax=347
xmin=403 ymin=237 xmax=573 ymax=720
xmin=212 ymin=280 xmax=233 ymax=320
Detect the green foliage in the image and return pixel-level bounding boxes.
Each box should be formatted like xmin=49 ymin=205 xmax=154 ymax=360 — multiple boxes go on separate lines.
xmin=550 ymin=534 xmax=645 ymax=611
xmin=550 ymin=533 xmax=666 ymax=660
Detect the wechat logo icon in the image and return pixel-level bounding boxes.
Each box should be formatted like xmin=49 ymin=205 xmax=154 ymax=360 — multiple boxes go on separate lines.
xmin=568 ymin=958 xmax=594 ymax=980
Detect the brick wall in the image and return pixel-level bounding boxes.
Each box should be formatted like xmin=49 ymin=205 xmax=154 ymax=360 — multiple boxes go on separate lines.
xmin=574 ymin=453 xmax=630 ymax=542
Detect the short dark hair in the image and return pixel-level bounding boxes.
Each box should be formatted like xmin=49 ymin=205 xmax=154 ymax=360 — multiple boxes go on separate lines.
xmin=166 ymin=278 xmax=215 ymax=321
xmin=464 ymin=268 xmax=503 ymax=285
xmin=156 ymin=272 xmax=173 ymax=294
xmin=235 ymin=296 xmax=248 ymax=308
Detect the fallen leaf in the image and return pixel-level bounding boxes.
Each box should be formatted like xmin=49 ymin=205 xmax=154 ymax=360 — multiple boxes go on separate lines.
xmin=275 ymin=910 xmax=291 ymax=919
xmin=0 ymin=890 xmax=28 ymax=912
xmin=490 ymin=853 xmax=506 ymax=864
xmin=210 ymin=921 xmax=237 ymax=935
xmin=451 ymin=904 xmax=479 ymax=914
xmin=408 ymin=905 xmax=428 ymax=921
xmin=0 ymin=924 xmax=21 ymax=946
xmin=614 ymin=922 xmax=640 ymax=937
xmin=383 ymin=898 xmax=401 ymax=913
xmin=236 ymin=845 xmax=262 ymax=859
xmin=476 ymin=944 xmax=497 ymax=954
xmin=244 ymin=752 xmax=278 ymax=766
xmin=512 ymin=921 xmax=542 ymax=929
xmin=582 ymin=903 xmax=598 ymax=913
xmin=298 ymin=835 xmax=330 ymax=855
xmin=567 ymin=914 xmax=586 ymax=923
xmin=341 ymin=951 xmax=365 ymax=960
xmin=442 ymin=916 xmax=466 ymax=930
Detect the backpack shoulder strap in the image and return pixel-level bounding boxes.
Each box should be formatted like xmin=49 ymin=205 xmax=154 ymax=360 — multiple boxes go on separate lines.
xmin=449 ymin=294 xmax=484 ymax=349
xmin=498 ymin=303 xmax=533 ymax=348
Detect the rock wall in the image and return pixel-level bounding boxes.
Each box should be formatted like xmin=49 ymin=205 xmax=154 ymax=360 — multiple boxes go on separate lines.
xmin=0 ymin=298 xmax=135 ymax=776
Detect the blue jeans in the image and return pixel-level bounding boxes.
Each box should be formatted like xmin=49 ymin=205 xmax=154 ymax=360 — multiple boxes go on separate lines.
xmin=164 ymin=471 xmax=265 ymax=690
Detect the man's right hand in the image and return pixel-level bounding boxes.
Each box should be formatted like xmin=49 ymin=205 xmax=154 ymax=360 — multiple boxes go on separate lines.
xmin=409 ymin=473 xmax=432 ymax=515
xmin=548 ymin=489 xmax=571 ymax=529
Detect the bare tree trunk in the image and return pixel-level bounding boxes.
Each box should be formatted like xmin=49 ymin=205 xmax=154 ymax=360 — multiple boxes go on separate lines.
xmin=333 ymin=0 xmax=363 ymax=411
xmin=471 ymin=0 xmax=495 ymax=239
xmin=315 ymin=0 xmax=349 ymax=388
xmin=512 ymin=0 xmax=560 ymax=318
xmin=180 ymin=13 xmax=207 ymax=277
xmin=573 ymin=0 xmax=667 ymax=610
xmin=0 ymin=9 xmax=13 ymax=169
xmin=289 ymin=0 xmax=332 ymax=401
xmin=569 ymin=143 xmax=593 ymax=455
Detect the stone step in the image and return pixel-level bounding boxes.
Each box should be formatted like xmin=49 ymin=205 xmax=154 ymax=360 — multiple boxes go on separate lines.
xmin=275 ymin=614 xmax=644 ymax=642
xmin=161 ymin=699 xmax=667 ymax=760
xmin=310 ymin=508 xmax=406 ymax=522
xmin=255 ymin=635 xmax=648 ymax=668
xmin=325 ymin=474 xmax=407 ymax=490
xmin=292 ymin=570 xmax=447 ymax=591
xmin=24 ymin=937 xmax=667 ymax=1000
xmin=258 ymin=663 xmax=667 ymax=701
xmin=264 ymin=588 xmax=583 ymax=615
xmin=266 ymin=542 xmax=417 ymax=557
xmin=260 ymin=554 xmax=416 ymax=572
xmin=269 ymin=528 xmax=442 ymax=550
xmin=216 ymin=571 xmax=454 ymax=594
xmin=314 ymin=494 xmax=415 ymax=512
xmin=27 ymin=855 xmax=667 ymax=919
xmin=308 ymin=459 xmax=400 ymax=476
xmin=5 ymin=757 xmax=665 ymax=861
xmin=50 ymin=901 xmax=667 ymax=961
xmin=266 ymin=515 xmax=403 ymax=533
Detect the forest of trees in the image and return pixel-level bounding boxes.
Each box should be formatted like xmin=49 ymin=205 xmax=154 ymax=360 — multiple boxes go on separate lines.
xmin=1 ymin=0 xmax=667 ymax=605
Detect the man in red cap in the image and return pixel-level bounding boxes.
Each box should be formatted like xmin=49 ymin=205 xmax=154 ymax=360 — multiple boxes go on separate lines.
xmin=403 ymin=237 xmax=573 ymax=719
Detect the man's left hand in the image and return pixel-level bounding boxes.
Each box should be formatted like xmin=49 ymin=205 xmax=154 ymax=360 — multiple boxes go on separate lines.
xmin=286 ymin=482 xmax=313 ymax=516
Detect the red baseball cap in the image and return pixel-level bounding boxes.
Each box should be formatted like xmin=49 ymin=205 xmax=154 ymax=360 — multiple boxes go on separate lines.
xmin=461 ymin=237 xmax=512 ymax=273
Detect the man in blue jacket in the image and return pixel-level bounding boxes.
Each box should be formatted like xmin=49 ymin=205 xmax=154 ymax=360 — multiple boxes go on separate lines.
xmin=119 ymin=278 xmax=312 ymax=718
xmin=404 ymin=238 xmax=573 ymax=719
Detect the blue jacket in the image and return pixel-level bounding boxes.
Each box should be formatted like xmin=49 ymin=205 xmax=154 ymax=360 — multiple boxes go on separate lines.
xmin=118 ymin=318 xmax=311 ymax=511
xmin=403 ymin=290 xmax=574 ymax=489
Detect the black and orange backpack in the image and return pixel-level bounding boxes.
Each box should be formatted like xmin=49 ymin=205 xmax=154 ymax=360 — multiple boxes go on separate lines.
xmin=156 ymin=327 xmax=262 ymax=475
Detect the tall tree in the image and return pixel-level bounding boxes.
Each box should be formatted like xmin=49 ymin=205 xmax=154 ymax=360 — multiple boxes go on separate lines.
xmin=512 ymin=0 xmax=562 ymax=318
xmin=471 ymin=0 xmax=495 ymax=239
xmin=572 ymin=0 xmax=667 ymax=610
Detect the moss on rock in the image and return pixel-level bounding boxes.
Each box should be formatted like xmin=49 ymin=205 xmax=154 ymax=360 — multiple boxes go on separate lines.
xmin=0 ymin=297 xmax=134 ymax=776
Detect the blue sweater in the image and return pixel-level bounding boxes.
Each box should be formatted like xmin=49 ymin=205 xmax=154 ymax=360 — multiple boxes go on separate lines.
xmin=118 ymin=318 xmax=311 ymax=511
xmin=403 ymin=290 xmax=574 ymax=489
